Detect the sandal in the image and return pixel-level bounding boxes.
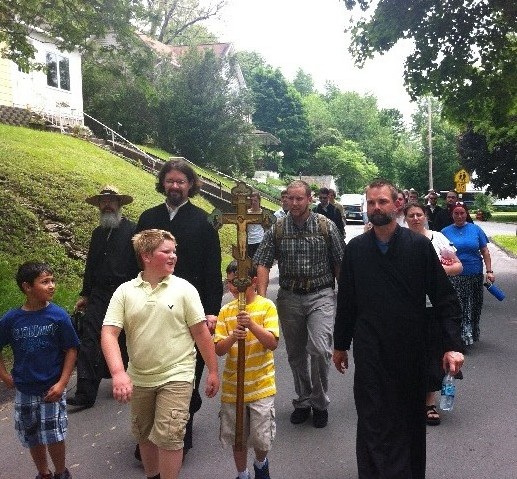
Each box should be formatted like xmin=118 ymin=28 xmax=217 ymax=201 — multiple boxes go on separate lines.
xmin=426 ymin=405 xmax=441 ymax=426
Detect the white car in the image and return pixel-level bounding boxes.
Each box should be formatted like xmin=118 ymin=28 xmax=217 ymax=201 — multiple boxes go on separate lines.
xmin=340 ymin=193 xmax=364 ymax=223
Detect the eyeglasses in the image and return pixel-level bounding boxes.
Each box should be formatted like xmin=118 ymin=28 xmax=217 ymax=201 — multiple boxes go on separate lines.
xmin=165 ymin=179 xmax=188 ymax=186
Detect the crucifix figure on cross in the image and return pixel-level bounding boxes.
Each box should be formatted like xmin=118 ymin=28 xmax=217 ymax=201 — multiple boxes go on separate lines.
xmin=208 ymin=181 xmax=273 ymax=450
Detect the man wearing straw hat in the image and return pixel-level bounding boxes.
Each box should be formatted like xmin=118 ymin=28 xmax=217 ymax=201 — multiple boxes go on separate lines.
xmin=68 ymin=185 xmax=137 ymax=409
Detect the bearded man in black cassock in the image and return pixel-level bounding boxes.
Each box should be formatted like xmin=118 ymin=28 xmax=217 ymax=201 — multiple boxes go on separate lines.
xmin=333 ymin=179 xmax=464 ymax=479
xmin=68 ymin=185 xmax=136 ymax=409
xmin=135 ymin=159 xmax=222 ymax=457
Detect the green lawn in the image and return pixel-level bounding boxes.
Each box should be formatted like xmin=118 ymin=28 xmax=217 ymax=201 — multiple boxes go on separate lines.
xmin=0 ymin=124 xmax=235 ymax=315
xmin=492 ymin=235 xmax=517 ymax=256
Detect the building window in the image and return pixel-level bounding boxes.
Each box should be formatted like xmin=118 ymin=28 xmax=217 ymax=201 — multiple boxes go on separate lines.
xmin=46 ymin=52 xmax=70 ymax=91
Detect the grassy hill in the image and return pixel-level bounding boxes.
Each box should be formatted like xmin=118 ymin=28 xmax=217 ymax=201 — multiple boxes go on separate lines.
xmin=0 ymin=124 xmax=236 ymax=316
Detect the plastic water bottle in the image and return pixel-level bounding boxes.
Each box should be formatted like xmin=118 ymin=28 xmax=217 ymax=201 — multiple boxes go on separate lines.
xmin=440 ymin=373 xmax=456 ymax=411
xmin=484 ymin=282 xmax=506 ymax=301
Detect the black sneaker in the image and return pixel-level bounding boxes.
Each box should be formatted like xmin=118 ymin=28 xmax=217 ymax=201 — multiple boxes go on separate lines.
xmin=67 ymin=395 xmax=94 ymax=409
xmin=53 ymin=469 xmax=72 ymax=479
xmin=312 ymin=408 xmax=328 ymax=428
xmin=254 ymin=458 xmax=271 ymax=479
xmin=290 ymin=407 xmax=311 ymax=424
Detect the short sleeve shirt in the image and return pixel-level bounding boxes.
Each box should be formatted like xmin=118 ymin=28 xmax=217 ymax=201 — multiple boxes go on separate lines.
xmin=103 ymin=273 xmax=206 ymax=387
xmin=254 ymin=212 xmax=344 ymax=290
xmin=0 ymin=303 xmax=80 ymax=395
xmin=441 ymin=223 xmax=489 ymax=275
xmin=214 ymin=295 xmax=279 ymax=403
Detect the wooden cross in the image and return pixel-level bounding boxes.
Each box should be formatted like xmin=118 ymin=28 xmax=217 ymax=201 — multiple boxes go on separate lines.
xmin=208 ymin=181 xmax=272 ymax=451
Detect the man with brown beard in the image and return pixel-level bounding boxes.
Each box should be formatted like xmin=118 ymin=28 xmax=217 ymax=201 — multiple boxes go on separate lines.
xmin=68 ymin=185 xmax=136 ymax=409
xmin=135 ymin=159 xmax=223 ymax=458
xmin=333 ymin=179 xmax=464 ymax=479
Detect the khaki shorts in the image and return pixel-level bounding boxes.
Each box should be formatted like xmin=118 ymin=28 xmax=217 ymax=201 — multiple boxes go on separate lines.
xmin=131 ymin=381 xmax=193 ymax=450
xmin=219 ymin=395 xmax=276 ymax=451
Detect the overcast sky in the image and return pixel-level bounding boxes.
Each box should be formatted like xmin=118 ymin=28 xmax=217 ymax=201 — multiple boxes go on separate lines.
xmin=206 ymin=0 xmax=417 ymax=122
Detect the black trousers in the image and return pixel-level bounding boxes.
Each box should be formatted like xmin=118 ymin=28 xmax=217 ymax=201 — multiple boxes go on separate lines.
xmin=74 ymin=288 xmax=128 ymax=403
xmin=184 ymin=350 xmax=205 ymax=450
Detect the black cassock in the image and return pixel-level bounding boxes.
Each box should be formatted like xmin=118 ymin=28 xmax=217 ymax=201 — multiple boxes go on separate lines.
xmin=334 ymin=226 xmax=462 ymax=479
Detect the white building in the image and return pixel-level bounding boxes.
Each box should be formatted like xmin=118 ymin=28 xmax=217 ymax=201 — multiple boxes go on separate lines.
xmin=0 ymin=29 xmax=84 ymax=126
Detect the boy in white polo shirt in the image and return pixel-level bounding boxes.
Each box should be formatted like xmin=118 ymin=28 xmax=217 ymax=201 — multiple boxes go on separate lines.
xmin=101 ymin=229 xmax=219 ymax=479
xmin=215 ymin=260 xmax=279 ymax=479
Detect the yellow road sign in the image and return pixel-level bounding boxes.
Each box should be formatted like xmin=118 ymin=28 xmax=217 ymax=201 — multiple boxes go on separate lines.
xmin=454 ymin=169 xmax=470 ymax=184
xmin=455 ymin=182 xmax=467 ymax=193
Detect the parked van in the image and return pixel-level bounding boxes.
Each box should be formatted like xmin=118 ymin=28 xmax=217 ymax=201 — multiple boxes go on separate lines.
xmin=340 ymin=193 xmax=363 ymax=223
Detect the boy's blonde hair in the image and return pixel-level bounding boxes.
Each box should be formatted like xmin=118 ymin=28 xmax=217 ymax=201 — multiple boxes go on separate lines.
xmin=132 ymin=229 xmax=176 ymax=269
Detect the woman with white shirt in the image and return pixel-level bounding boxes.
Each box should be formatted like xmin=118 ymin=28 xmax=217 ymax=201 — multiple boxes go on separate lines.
xmin=405 ymin=202 xmax=463 ymax=426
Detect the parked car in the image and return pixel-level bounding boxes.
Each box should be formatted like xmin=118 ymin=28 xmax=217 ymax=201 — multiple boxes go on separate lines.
xmin=340 ymin=193 xmax=363 ymax=223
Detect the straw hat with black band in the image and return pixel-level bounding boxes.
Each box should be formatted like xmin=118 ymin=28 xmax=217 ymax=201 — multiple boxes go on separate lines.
xmin=85 ymin=185 xmax=133 ymax=206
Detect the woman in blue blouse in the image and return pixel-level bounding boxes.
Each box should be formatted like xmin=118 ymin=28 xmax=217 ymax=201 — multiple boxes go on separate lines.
xmin=442 ymin=203 xmax=495 ymax=346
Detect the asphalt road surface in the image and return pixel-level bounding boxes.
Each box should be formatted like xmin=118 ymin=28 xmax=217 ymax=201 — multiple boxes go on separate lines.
xmin=1 ymin=221 xmax=516 ymax=478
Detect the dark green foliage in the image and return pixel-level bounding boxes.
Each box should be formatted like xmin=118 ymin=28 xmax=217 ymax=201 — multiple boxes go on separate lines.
xmin=82 ymin=39 xmax=159 ymax=144
xmin=155 ymin=48 xmax=254 ymax=175
xmin=459 ymin=129 xmax=517 ymax=198
xmin=246 ymin=67 xmax=313 ymax=175
xmin=341 ymin=0 xmax=517 ymax=197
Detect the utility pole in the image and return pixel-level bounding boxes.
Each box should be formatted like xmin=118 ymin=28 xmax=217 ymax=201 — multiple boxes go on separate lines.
xmin=427 ymin=96 xmax=434 ymax=191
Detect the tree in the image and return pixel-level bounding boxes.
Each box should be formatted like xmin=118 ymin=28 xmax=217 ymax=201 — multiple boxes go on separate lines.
xmin=292 ymin=69 xmax=315 ymax=97
xmin=139 ymin=0 xmax=226 ymax=45
xmin=312 ymin=141 xmax=378 ymax=193
xmin=407 ymin=99 xmax=462 ymax=193
xmin=325 ymin=91 xmax=400 ymax=179
xmin=458 ymin=130 xmax=517 ymax=199
xmin=82 ymin=39 xmax=159 ymax=144
xmin=155 ymin=47 xmax=254 ymax=175
xmin=170 ymin=23 xmax=219 ymax=46
xmin=343 ymin=0 xmax=516 ymax=101
xmin=1 ymin=0 xmax=135 ymax=71
xmin=302 ymin=94 xmax=339 ymax=149
xmin=246 ymin=67 xmax=313 ymax=174
xmin=302 ymin=88 xmax=414 ymax=187
xmin=235 ymin=51 xmax=270 ymax=82
xmin=342 ymin=0 xmax=517 ymax=196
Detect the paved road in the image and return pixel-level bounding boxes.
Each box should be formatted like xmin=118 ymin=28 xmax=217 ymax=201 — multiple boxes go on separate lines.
xmin=1 ymin=222 xmax=516 ymax=478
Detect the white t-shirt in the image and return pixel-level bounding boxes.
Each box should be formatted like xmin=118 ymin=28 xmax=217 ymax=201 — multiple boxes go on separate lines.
xmin=247 ymin=209 xmax=265 ymax=245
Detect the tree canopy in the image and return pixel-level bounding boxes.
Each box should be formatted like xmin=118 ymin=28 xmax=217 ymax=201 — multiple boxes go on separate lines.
xmin=342 ymin=0 xmax=517 ymax=196
xmin=1 ymin=0 xmax=136 ymax=71
xmin=1 ymin=0 xmax=225 ymax=71
xmin=245 ymin=66 xmax=313 ymax=175
xmin=137 ymin=0 xmax=225 ymax=45
xmin=155 ymin=48 xmax=254 ymax=175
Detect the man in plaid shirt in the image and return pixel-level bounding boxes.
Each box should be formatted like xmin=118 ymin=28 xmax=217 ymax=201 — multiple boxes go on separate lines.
xmin=254 ymin=180 xmax=344 ymax=429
